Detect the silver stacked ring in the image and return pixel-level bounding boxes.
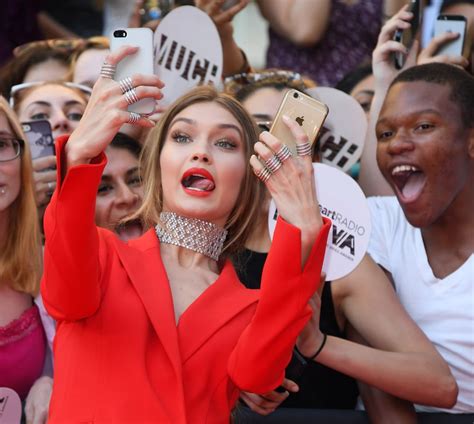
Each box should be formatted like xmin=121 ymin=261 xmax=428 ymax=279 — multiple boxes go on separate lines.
xmin=265 ymin=155 xmax=282 ymax=174
xmin=296 ymin=142 xmax=312 ymax=156
xmin=119 ymin=77 xmax=134 ymax=94
xmin=127 ymin=112 xmax=141 ymax=125
xmin=275 ymin=145 xmax=292 ymax=163
xmin=124 ymin=88 xmax=139 ymax=105
xmin=256 ymin=167 xmax=272 ymax=183
xmin=100 ymin=63 xmax=116 ymax=79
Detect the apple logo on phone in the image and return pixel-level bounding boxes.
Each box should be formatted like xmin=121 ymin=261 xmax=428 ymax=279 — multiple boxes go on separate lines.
xmin=295 ymin=116 xmax=304 ymax=126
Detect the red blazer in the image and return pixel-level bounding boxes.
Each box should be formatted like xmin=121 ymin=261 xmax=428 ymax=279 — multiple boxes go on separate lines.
xmin=41 ymin=136 xmax=330 ymax=424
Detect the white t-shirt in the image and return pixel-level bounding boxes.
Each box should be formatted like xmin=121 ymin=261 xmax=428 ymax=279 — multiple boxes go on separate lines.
xmin=367 ymin=196 xmax=474 ymax=413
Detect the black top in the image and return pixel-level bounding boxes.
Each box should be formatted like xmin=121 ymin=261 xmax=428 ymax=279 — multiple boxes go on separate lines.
xmin=233 ymin=249 xmax=358 ymax=409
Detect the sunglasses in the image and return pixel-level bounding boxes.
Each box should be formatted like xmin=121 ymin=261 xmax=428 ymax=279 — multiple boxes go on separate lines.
xmin=13 ymin=36 xmax=110 ymax=58
xmin=9 ymin=81 xmax=93 ymax=109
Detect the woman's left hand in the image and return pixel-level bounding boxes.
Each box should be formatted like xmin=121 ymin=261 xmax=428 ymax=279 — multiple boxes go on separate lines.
xmin=24 ymin=376 xmax=53 ymax=424
xmin=250 ymin=115 xmax=323 ymax=262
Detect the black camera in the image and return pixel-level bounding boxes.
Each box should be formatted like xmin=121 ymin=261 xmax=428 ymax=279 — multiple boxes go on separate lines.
xmin=113 ymin=30 xmax=127 ymax=38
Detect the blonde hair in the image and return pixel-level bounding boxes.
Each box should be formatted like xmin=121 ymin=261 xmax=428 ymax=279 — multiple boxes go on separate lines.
xmin=132 ymin=86 xmax=264 ymax=257
xmin=0 ymin=96 xmax=42 ymax=295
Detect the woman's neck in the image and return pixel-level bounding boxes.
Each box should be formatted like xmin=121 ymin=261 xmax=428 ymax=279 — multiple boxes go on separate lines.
xmin=159 ymin=243 xmax=219 ymax=273
xmin=244 ymin=195 xmax=272 ymax=253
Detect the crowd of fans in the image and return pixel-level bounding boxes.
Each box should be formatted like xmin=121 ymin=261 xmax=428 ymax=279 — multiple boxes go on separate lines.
xmin=0 ymin=0 xmax=473 ymax=423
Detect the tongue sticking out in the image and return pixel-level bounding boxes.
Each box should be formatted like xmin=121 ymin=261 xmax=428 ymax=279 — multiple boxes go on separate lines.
xmin=401 ymin=172 xmax=426 ymax=200
xmin=184 ymin=175 xmax=215 ymax=191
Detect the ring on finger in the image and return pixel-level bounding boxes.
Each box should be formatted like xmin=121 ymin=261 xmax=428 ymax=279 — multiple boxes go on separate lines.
xmin=275 ymin=144 xmax=292 ymax=163
xmin=119 ymin=77 xmax=134 ymax=94
xmin=100 ymin=62 xmax=116 ymax=79
xmin=296 ymin=142 xmax=312 ymax=157
xmin=265 ymin=155 xmax=282 ymax=174
xmin=47 ymin=181 xmax=54 ymax=190
xmin=127 ymin=112 xmax=141 ymax=125
xmin=255 ymin=167 xmax=272 ymax=183
xmin=124 ymin=88 xmax=139 ymax=105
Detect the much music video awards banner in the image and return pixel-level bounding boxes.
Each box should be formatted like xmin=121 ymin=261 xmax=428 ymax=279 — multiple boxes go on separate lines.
xmin=307 ymin=87 xmax=367 ymax=174
xmin=0 ymin=388 xmax=21 ymax=424
xmin=268 ymin=163 xmax=371 ymax=281
xmin=154 ymin=6 xmax=223 ymax=106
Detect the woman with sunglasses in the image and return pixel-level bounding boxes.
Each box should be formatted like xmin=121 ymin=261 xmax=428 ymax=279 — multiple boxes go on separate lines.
xmin=11 ymin=81 xmax=90 ymax=233
xmin=0 ymin=96 xmax=48 ymax=423
xmin=41 ymin=45 xmax=331 ymax=423
xmin=224 ymin=70 xmax=457 ymax=421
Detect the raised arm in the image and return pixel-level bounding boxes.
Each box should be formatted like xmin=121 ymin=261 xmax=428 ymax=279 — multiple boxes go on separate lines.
xmin=297 ymin=254 xmax=458 ymax=408
xmin=257 ymin=0 xmax=331 ymax=47
xmin=41 ymin=47 xmax=164 ymax=321
xmin=359 ymin=6 xmax=417 ymax=196
xmin=228 ymin=115 xmax=330 ymax=393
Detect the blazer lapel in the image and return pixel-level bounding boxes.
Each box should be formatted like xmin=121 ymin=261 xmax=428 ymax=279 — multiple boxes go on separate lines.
xmin=113 ymin=230 xmax=182 ymax=379
xmin=178 ymin=261 xmax=260 ymax=363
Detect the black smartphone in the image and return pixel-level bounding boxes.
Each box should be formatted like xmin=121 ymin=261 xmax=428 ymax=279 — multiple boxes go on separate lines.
xmin=274 ymin=348 xmax=308 ymax=393
xmin=21 ymin=120 xmax=55 ymax=160
xmin=393 ymin=0 xmax=423 ymax=69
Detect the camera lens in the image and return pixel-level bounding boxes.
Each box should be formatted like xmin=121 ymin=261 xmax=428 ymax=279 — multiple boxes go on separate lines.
xmin=113 ymin=30 xmax=127 ymax=38
xmin=293 ymin=92 xmax=299 ymax=99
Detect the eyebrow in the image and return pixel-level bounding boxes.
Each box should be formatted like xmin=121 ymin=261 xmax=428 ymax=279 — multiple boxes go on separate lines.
xmin=101 ymin=167 xmax=139 ymax=181
xmin=354 ymin=90 xmax=375 ymax=96
xmin=25 ymin=100 xmax=85 ymax=110
xmin=377 ymin=108 xmax=442 ymax=125
xmin=252 ymin=113 xmax=273 ymax=121
xmin=170 ymin=117 xmax=243 ymax=138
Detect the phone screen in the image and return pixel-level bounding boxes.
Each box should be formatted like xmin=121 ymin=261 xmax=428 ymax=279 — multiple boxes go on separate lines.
xmin=22 ymin=120 xmax=55 ymax=160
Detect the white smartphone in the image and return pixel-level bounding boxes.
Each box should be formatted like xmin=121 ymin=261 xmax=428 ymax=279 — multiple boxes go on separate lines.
xmin=110 ymin=28 xmax=155 ymax=114
xmin=434 ymin=15 xmax=468 ymax=57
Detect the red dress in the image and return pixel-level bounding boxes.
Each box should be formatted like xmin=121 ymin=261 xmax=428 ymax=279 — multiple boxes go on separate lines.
xmin=41 ymin=136 xmax=330 ymax=424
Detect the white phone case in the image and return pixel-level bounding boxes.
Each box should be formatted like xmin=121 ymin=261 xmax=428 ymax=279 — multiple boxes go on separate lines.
xmin=434 ymin=17 xmax=467 ymax=57
xmin=110 ymin=28 xmax=155 ymax=114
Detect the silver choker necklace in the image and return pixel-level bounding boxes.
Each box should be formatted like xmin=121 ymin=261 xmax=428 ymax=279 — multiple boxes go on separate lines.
xmin=155 ymin=212 xmax=228 ymax=261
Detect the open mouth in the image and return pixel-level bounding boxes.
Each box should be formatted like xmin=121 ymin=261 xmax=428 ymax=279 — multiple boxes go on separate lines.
xmin=391 ymin=164 xmax=427 ymax=203
xmin=115 ymin=219 xmax=143 ymax=241
xmin=181 ymin=168 xmax=215 ymax=193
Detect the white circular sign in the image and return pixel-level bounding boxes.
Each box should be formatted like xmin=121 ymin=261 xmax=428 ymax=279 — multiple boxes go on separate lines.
xmin=0 ymin=388 xmax=21 ymax=424
xmin=268 ymin=163 xmax=371 ymax=281
xmin=154 ymin=6 xmax=223 ymax=106
xmin=307 ymin=87 xmax=367 ymax=173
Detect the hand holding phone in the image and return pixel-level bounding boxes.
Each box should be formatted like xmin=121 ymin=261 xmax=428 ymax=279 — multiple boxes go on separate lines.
xmin=22 ymin=120 xmax=55 ymax=160
xmin=393 ymin=0 xmax=423 ymax=69
xmin=269 ymin=90 xmax=328 ymax=156
xmin=433 ymin=15 xmax=468 ymax=58
xmin=110 ymin=28 xmax=155 ymax=114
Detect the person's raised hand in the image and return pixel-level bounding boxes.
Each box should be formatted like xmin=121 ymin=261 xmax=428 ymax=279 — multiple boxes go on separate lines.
xmin=372 ymin=5 xmax=419 ymax=88
xmin=250 ymin=116 xmax=323 ymax=264
xmin=195 ymin=0 xmax=249 ymax=27
xmin=418 ymin=31 xmax=469 ymax=68
xmin=33 ymin=156 xmax=57 ymax=208
xmin=65 ymin=45 xmax=164 ymax=168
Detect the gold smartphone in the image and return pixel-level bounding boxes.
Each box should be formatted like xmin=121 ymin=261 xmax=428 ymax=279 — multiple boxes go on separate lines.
xmin=269 ymin=89 xmax=329 ymax=155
